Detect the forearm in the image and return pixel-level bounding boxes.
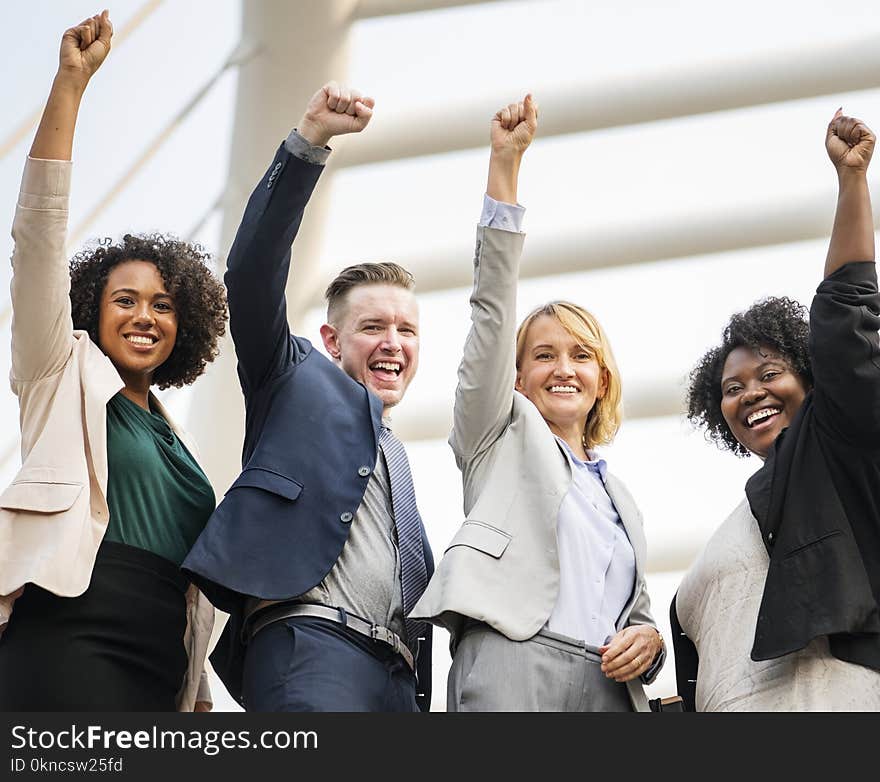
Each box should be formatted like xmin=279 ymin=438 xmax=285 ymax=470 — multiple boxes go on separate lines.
xmin=825 ymin=169 xmax=875 ymax=279
xmin=30 ymin=72 xmax=88 ymax=161
xmin=486 ymin=149 xmax=522 ymax=204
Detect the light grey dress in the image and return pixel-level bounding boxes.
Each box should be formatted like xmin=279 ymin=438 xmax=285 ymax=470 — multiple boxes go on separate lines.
xmin=677 ymin=498 xmax=880 ymax=711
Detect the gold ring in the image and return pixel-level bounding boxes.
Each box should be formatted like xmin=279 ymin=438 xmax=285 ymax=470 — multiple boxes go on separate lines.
xmin=635 ymin=655 xmax=641 ymax=667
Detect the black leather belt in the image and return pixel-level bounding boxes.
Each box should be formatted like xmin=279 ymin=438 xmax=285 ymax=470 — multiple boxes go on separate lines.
xmin=244 ymin=603 xmax=415 ymax=672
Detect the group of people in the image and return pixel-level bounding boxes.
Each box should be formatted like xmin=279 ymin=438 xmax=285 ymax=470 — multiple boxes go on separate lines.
xmin=0 ymin=11 xmax=878 ymax=713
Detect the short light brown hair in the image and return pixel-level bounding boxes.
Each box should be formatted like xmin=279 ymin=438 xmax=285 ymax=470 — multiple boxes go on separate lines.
xmin=515 ymin=301 xmax=623 ymax=449
xmin=324 ymin=262 xmax=415 ymax=324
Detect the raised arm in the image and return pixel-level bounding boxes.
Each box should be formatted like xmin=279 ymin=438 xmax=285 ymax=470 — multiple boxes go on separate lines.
xmin=811 ymin=112 xmax=880 ymax=438
xmin=450 ymin=95 xmax=537 ymax=460
xmin=11 ymin=11 xmax=112 ymax=384
xmin=824 ymin=110 xmax=875 ymax=278
xmin=223 ymin=82 xmax=374 ymax=392
xmin=30 ymin=11 xmax=112 ymax=161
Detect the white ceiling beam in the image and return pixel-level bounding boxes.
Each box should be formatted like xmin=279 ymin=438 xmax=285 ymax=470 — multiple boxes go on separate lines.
xmin=312 ymin=186 xmax=880 ymax=302
xmin=333 ymin=34 xmax=880 ymax=167
xmin=355 ymin=0 xmax=508 ymax=18
xmin=392 ymin=374 xmax=685 ymax=442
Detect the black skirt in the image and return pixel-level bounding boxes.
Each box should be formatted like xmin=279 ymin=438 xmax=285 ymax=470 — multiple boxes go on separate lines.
xmin=0 ymin=541 xmax=188 ymax=711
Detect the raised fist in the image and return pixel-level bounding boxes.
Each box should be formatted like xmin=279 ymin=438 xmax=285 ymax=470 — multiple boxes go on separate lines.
xmin=298 ymin=81 xmax=375 ymax=148
xmin=59 ymin=10 xmax=113 ymax=83
xmin=491 ymin=93 xmax=538 ymax=157
xmin=826 ymin=109 xmax=875 ymax=174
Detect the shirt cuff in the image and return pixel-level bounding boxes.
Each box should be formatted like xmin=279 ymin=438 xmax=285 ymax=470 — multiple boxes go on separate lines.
xmin=284 ymin=129 xmax=331 ymax=166
xmin=479 ymin=193 xmax=525 ymax=232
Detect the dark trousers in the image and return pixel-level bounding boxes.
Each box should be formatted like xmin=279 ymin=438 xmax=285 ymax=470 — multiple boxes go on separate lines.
xmin=242 ymin=616 xmax=419 ymax=712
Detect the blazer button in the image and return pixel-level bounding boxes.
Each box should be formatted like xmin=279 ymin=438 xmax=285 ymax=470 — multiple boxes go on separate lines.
xmin=267 ymin=162 xmax=282 ymax=188
xmin=340 ymin=512 xmax=353 ymax=523
xmin=358 ymin=466 xmax=371 ymax=477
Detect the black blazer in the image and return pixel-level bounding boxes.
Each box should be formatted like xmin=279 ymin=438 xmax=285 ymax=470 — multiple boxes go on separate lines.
xmin=673 ymin=261 xmax=880 ymax=707
xmin=183 ymin=145 xmax=433 ymax=709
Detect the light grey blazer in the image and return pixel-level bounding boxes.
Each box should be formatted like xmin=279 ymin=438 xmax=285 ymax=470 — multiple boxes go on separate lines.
xmin=411 ymin=226 xmax=664 ymax=710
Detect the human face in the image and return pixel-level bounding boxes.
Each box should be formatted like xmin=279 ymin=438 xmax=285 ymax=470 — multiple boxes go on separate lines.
xmin=720 ymin=345 xmax=809 ymax=459
xmin=320 ymin=283 xmax=419 ymax=411
xmin=97 ymin=260 xmax=177 ymax=391
xmin=515 ymin=315 xmax=607 ymax=441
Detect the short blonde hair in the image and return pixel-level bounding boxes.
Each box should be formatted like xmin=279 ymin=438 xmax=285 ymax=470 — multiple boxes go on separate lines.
xmin=515 ymin=301 xmax=623 ymax=449
xmin=325 ymin=262 xmax=415 ymax=325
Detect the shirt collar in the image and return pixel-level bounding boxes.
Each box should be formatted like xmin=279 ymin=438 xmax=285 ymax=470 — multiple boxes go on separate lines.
xmin=556 ymin=437 xmax=608 ymax=481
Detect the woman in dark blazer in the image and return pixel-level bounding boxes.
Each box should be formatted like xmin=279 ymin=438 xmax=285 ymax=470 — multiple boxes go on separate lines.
xmin=672 ymin=110 xmax=880 ymax=711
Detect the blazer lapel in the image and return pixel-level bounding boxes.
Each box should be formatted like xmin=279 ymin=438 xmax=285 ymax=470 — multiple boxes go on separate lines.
xmin=603 ymin=474 xmax=648 ymax=631
xmin=78 ymin=335 xmax=123 ymax=496
xmin=603 ymin=473 xmax=646 ymax=576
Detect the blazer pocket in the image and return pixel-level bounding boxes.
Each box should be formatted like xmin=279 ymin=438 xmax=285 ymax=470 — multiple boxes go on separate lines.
xmin=0 ymin=480 xmax=84 ymax=513
xmin=227 ymin=467 xmax=303 ymax=501
xmin=781 ymin=530 xmax=843 ymax=560
xmin=446 ymin=520 xmax=511 ymax=558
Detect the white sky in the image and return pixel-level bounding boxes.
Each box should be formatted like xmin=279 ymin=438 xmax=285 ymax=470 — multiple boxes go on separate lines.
xmin=2 ymin=0 xmax=880 ymax=711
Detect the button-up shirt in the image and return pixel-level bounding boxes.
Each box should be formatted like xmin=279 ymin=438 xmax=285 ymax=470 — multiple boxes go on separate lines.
xmin=545 ymin=440 xmax=636 ymax=646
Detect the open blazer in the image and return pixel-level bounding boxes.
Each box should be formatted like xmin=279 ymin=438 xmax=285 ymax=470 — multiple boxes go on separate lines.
xmin=0 ymin=157 xmax=213 ymax=711
xmin=412 ymin=226 xmax=664 ymax=710
xmin=183 ymin=147 xmax=433 ymax=710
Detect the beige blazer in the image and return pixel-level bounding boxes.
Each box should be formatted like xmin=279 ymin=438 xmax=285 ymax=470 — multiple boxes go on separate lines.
xmin=0 ymin=157 xmax=213 ymax=711
xmin=411 ymin=226 xmax=664 ymax=711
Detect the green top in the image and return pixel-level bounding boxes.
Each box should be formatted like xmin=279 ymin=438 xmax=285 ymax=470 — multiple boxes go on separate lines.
xmin=103 ymin=392 xmax=215 ymax=566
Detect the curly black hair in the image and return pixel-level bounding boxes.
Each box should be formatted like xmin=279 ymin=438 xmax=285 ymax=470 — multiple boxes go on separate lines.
xmin=686 ymin=297 xmax=813 ymax=456
xmin=69 ymin=233 xmax=227 ymax=389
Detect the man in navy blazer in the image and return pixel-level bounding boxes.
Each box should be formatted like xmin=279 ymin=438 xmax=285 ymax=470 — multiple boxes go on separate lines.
xmin=183 ymin=82 xmax=433 ymax=712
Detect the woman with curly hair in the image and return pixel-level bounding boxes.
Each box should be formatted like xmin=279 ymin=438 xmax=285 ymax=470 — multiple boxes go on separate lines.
xmin=0 ymin=12 xmax=227 ymax=711
xmin=671 ymin=110 xmax=880 ymax=711
xmin=413 ymin=95 xmax=665 ymax=711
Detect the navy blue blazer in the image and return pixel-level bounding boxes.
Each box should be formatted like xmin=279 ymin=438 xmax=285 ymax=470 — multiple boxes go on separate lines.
xmin=183 ymin=145 xmax=433 ymax=710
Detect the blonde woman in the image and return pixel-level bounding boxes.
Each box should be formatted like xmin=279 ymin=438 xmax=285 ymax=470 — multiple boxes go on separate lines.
xmin=412 ymin=95 xmax=665 ymax=711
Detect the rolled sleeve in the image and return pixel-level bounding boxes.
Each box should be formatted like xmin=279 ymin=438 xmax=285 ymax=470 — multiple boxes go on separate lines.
xmin=19 ymin=156 xmax=72 ymax=210
xmin=810 ymin=261 xmax=880 ymax=438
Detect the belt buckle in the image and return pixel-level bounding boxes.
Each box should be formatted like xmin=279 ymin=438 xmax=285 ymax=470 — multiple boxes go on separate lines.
xmin=370 ymin=624 xmax=400 ymax=654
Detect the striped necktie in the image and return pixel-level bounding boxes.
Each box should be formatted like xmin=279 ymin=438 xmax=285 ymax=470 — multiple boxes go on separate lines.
xmin=379 ymin=425 xmax=429 ymax=650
